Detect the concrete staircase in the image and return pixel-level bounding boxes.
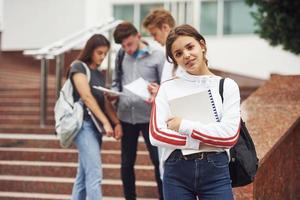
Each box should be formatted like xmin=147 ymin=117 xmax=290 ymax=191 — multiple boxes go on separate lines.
xmin=0 ymin=55 xmax=159 ymax=199
xmin=0 ymin=134 xmax=158 ymax=200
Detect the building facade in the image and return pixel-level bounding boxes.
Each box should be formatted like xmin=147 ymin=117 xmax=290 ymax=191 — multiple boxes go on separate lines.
xmin=0 ymin=0 xmax=299 ymax=79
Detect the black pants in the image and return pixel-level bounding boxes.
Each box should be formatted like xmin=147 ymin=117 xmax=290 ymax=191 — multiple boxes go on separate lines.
xmin=121 ymin=121 xmax=163 ymax=200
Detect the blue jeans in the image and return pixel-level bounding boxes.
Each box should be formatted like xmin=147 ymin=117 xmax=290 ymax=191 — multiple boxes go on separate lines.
xmin=72 ymin=119 xmax=103 ymax=200
xmin=163 ymin=151 xmax=233 ymax=200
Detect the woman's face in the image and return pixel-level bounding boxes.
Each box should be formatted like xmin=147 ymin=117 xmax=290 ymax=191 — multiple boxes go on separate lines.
xmin=171 ymin=36 xmax=206 ymax=75
xmin=91 ymin=46 xmax=109 ymax=66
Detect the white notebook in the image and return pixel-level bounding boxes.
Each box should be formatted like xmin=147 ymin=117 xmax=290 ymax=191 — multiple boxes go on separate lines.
xmin=168 ymin=90 xmax=217 ymax=155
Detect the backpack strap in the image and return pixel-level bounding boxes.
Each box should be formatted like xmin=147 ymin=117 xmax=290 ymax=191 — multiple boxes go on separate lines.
xmin=115 ymin=49 xmax=125 ymax=92
xmin=69 ymin=60 xmax=91 ymax=83
xmin=69 ymin=60 xmax=92 ymax=106
xmin=219 ymin=78 xmax=225 ymax=103
xmin=80 ymin=61 xmax=91 ymax=83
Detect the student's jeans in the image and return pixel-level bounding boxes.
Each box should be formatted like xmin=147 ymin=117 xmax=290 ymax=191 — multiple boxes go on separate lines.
xmin=121 ymin=122 xmax=163 ymax=200
xmin=163 ymin=150 xmax=233 ymax=200
xmin=72 ymin=119 xmax=103 ymax=200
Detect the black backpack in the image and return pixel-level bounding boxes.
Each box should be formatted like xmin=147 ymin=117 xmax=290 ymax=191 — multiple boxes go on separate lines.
xmin=112 ymin=49 xmax=125 ymax=92
xmin=219 ymin=78 xmax=259 ymax=188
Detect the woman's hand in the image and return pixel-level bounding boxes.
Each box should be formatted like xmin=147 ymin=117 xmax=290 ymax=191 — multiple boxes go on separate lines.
xmin=114 ymin=123 xmax=123 ymax=140
xmin=166 ymin=117 xmax=182 ymax=132
xmin=147 ymin=82 xmax=159 ymax=95
xmin=104 ymin=92 xmax=119 ymax=102
xmin=146 ymin=83 xmax=159 ymax=104
xmin=103 ymin=122 xmax=114 ymax=137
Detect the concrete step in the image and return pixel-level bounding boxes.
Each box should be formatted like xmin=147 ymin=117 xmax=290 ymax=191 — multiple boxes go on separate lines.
xmin=0 ymin=147 xmax=153 ymax=165
xmin=0 ymin=175 xmax=159 ymax=198
xmin=0 ymin=75 xmax=55 ymax=83
xmin=0 ymin=98 xmax=56 ymax=103
xmin=0 ymin=191 xmax=71 ymax=200
xmin=0 ymin=77 xmax=54 ymax=84
xmin=0 ymin=191 xmax=157 ymax=200
xmin=0 ymin=160 xmax=155 ymax=181
xmin=0 ymin=107 xmax=53 ymax=116
xmin=0 ymin=115 xmax=54 ymax=125
xmin=0 ymin=110 xmax=53 ymax=116
xmin=0 ymin=88 xmax=55 ymax=93
xmin=0 ymin=89 xmax=55 ymax=94
xmin=0 ymin=125 xmax=54 ymax=134
xmin=0 ymin=93 xmax=56 ymax=99
xmin=0 ymin=98 xmax=55 ymax=107
xmin=0 ymin=133 xmax=147 ymax=150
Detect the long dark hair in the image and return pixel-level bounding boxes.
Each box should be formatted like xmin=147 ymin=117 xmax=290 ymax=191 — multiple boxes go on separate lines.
xmin=166 ymin=24 xmax=208 ymax=74
xmin=77 ymin=34 xmax=110 ymax=65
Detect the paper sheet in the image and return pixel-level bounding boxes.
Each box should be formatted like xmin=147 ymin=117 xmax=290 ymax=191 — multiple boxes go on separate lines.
xmin=123 ymin=77 xmax=151 ymax=100
xmin=93 ymin=86 xmax=124 ymax=96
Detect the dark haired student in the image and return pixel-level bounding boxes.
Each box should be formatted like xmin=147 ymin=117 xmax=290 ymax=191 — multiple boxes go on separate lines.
xmin=111 ymin=22 xmax=165 ymax=200
xmin=150 ymin=24 xmax=241 ymax=200
xmin=70 ymin=34 xmax=122 ymax=200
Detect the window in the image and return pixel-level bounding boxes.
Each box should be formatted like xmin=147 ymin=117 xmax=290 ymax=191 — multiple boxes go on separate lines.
xmin=113 ymin=5 xmax=134 ymax=24
xmin=112 ymin=2 xmax=191 ymax=36
xmin=140 ymin=3 xmax=164 ymax=36
xmin=223 ymin=0 xmax=256 ymax=35
xmin=199 ymin=0 xmax=256 ymax=36
xmin=200 ymin=1 xmax=218 ymax=35
xmin=167 ymin=1 xmax=193 ymax=25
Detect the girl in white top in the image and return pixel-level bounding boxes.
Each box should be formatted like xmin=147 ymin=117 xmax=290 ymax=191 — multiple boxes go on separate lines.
xmin=149 ymin=24 xmax=240 ymax=200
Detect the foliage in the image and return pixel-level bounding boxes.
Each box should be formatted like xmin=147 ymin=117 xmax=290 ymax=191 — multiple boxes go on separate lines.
xmin=245 ymin=0 xmax=300 ymax=54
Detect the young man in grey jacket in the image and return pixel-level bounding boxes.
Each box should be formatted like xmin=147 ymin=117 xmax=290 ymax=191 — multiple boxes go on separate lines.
xmin=112 ymin=22 xmax=164 ymax=200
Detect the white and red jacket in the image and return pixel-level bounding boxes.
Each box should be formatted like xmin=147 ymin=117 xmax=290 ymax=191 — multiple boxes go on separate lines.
xmin=149 ymin=71 xmax=241 ymax=177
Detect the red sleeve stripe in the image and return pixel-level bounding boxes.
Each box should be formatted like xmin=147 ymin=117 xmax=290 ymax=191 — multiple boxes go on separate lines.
xmin=191 ymin=131 xmax=239 ymax=148
xmin=149 ymin=101 xmax=187 ymax=146
xmin=192 ymin=121 xmax=240 ymax=141
xmin=150 ymin=120 xmax=186 ymax=145
xmin=152 ymin=101 xmax=186 ymax=140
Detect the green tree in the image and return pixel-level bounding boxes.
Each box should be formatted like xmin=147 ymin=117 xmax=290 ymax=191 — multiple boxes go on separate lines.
xmin=245 ymin=0 xmax=300 ymax=54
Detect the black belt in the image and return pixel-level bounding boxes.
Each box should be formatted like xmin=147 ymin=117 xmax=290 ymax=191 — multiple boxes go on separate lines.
xmin=166 ymin=149 xmax=220 ymax=161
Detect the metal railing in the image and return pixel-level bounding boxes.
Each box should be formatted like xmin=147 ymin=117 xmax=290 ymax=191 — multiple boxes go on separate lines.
xmin=23 ymin=19 xmax=122 ymax=127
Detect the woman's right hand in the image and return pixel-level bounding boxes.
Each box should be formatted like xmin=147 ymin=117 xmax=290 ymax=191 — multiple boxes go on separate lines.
xmin=114 ymin=123 xmax=123 ymax=140
xmin=103 ymin=122 xmax=114 ymax=137
xmin=104 ymin=92 xmax=119 ymax=102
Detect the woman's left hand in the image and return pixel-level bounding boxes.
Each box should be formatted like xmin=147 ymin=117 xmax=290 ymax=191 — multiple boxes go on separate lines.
xmin=166 ymin=117 xmax=182 ymax=132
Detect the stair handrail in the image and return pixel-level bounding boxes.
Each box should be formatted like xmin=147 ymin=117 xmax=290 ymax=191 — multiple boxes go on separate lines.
xmin=48 ymin=20 xmax=121 ymax=58
xmin=23 ymin=18 xmax=121 ymax=59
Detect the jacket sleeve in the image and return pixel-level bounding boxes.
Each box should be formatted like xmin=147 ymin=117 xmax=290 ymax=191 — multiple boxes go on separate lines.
xmin=149 ymin=85 xmax=200 ymax=149
xmin=178 ymin=79 xmax=241 ymax=149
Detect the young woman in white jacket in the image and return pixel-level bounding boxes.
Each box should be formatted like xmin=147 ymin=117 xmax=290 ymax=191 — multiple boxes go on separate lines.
xmin=149 ymin=24 xmax=241 ymax=200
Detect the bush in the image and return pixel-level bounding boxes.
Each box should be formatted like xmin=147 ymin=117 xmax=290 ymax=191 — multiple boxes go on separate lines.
xmin=245 ymin=0 xmax=300 ymax=55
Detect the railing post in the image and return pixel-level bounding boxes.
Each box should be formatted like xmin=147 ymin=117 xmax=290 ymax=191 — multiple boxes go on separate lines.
xmin=106 ymin=29 xmax=113 ymax=88
xmin=55 ymin=54 xmax=64 ymax=99
xmin=40 ymin=58 xmax=48 ymax=127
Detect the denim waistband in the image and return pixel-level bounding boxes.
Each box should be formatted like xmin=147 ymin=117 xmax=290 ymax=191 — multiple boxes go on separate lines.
xmin=166 ymin=149 xmax=224 ymax=161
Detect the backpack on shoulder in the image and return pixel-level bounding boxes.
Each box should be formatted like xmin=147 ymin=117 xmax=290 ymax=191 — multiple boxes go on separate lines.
xmin=112 ymin=49 xmax=125 ymax=92
xmin=54 ymin=61 xmax=91 ymax=148
xmin=219 ymin=78 xmax=259 ymax=188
